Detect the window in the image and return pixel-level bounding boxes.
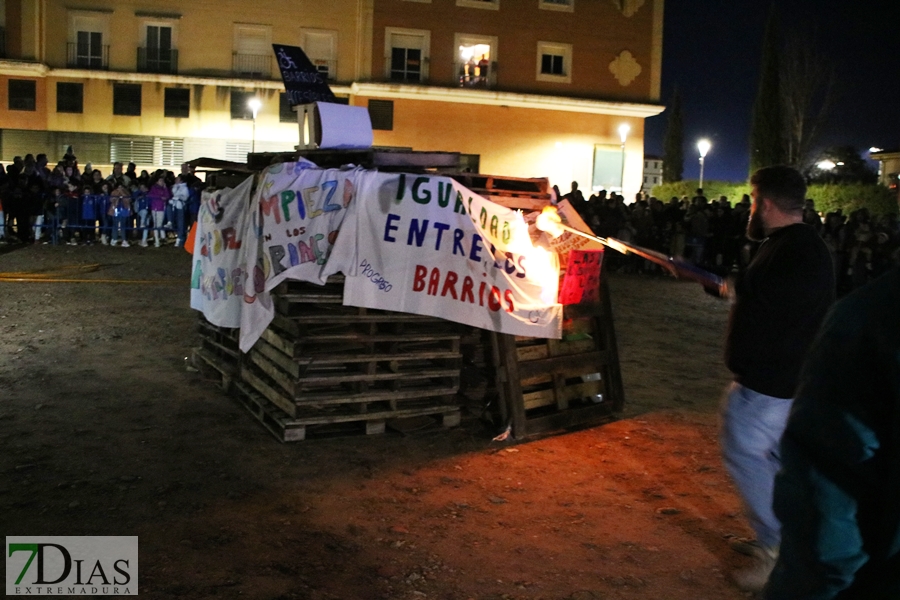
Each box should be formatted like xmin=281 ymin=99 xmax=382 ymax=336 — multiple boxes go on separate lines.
xmin=385 ymin=28 xmax=429 ymax=82
xmin=592 ymin=144 xmax=624 ymax=192
xmin=300 ymin=29 xmax=337 ymax=81
xmin=164 ymin=87 xmax=190 ymax=118
xmin=225 ymin=141 xmax=251 ymax=162
xmin=157 ymin=138 xmax=184 ymax=166
xmin=368 ymin=99 xmax=394 ymax=131
xmin=539 ymin=0 xmax=573 ymax=11
xmin=111 ymin=137 xmax=154 ymax=164
xmin=68 ymin=13 xmax=109 ymax=68
xmin=233 ymin=24 xmax=272 ymax=77
xmin=536 ymin=41 xmax=572 ymax=83
xmin=456 ymin=0 xmax=499 ymax=10
xmin=139 ymin=23 xmax=177 ymax=73
xmin=231 ymin=90 xmax=256 ymax=120
xmin=113 ymin=83 xmax=142 ymax=116
xmin=456 ymin=34 xmax=497 ymax=88
xmin=57 ymin=82 xmax=83 ymax=113
xmin=8 ymin=79 xmax=36 ymax=111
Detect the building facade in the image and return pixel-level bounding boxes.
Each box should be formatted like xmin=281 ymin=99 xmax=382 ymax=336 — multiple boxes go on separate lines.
xmin=1 ymin=0 xmax=664 ymax=194
xmin=641 ymin=153 xmax=662 ymax=195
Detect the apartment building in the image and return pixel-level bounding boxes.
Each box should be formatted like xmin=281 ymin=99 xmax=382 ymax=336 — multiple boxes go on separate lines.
xmin=1 ymin=0 xmax=664 ymax=194
xmin=641 ymin=153 xmax=662 ymax=194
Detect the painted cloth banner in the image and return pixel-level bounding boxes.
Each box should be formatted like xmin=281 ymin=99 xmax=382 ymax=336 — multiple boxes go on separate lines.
xmin=325 ymin=172 xmax=562 ymax=338
xmin=239 ymin=161 xmax=359 ymax=352
xmin=189 ymin=175 xmax=254 ymax=328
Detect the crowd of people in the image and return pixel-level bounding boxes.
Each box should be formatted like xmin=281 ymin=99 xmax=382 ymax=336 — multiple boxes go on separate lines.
xmin=558 ymin=181 xmax=900 ymax=295
xmin=0 ymin=151 xmax=204 ymax=249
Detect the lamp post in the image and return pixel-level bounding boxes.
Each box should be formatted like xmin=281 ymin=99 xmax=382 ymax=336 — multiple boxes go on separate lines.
xmin=248 ymin=97 xmax=262 ymax=153
xmin=697 ymin=139 xmax=711 ymax=190
xmin=618 ymin=123 xmax=630 ymax=194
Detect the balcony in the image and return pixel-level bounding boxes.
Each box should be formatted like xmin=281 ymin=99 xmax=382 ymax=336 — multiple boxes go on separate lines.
xmin=232 ymin=53 xmax=271 ymax=79
xmin=311 ymin=58 xmax=337 ymax=82
xmin=137 ymin=47 xmax=178 ymax=74
xmin=67 ymin=42 xmax=109 ymax=70
xmin=454 ymin=60 xmax=497 ymax=89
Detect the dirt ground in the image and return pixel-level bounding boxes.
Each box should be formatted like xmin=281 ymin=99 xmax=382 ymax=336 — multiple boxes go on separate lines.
xmin=1 ymin=243 xmax=758 ymax=600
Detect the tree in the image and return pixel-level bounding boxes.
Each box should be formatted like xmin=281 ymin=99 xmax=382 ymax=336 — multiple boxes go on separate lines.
xmin=781 ymin=29 xmax=835 ymax=171
xmin=749 ymin=7 xmax=786 ymax=175
xmin=662 ymin=89 xmax=684 ymax=183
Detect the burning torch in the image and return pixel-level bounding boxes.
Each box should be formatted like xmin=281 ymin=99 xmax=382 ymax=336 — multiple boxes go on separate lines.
xmin=535 ymin=206 xmax=728 ymax=297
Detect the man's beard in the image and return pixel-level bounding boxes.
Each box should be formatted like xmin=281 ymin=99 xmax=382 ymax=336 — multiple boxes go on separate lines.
xmin=746 ymin=208 xmax=766 ymax=241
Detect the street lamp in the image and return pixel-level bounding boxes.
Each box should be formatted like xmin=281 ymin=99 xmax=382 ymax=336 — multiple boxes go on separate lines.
xmin=248 ymin=97 xmax=262 ymax=153
xmin=618 ymin=123 xmax=630 ymax=194
xmin=697 ymin=139 xmax=711 ymax=190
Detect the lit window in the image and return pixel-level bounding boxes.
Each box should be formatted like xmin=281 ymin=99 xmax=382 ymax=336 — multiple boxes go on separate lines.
xmin=455 ymin=34 xmax=497 ymax=88
xmin=536 ymin=41 xmax=572 ymax=83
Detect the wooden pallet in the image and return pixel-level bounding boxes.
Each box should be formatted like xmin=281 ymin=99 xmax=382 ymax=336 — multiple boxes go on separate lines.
xmin=233 ymin=380 xmax=460 ymax=442
xmin=447 ymin=173 xmax=552 ymax=211
xmin=493 ymin=268 xmax=624 ymax=439
xmin=233 ymin=279 xmax=466 ymax=422
xmin=192 ymin=346 xmax=238 ymax=394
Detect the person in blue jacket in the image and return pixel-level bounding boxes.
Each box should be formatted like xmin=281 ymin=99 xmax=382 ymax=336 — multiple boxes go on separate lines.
xmin=765 ymin=266 xmax=900 ymax=599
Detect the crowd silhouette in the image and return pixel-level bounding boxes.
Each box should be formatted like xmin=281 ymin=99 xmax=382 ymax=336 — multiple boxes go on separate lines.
xmin=560 ymin=183 xmax=900 ymax=296
xmin=0 ymin=151 xmax=203 ymax=249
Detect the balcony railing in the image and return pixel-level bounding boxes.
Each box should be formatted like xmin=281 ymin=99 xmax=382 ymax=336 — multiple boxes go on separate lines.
xmin=311 ymin=58 xmax=337 ymax=82
xmin=232 ymin=53 xmax=271 ymax=78
xmin=67 ymin=42 xmax=109 ymax=69
xmin=137 ymin=47 xmax=178 ymax=74
xmin=454 ymin=60 xmax=497 ymax=89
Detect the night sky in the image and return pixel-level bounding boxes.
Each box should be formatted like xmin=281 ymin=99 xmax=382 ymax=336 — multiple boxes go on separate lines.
xmin=643 ymin=0 xmax=900 ymax=183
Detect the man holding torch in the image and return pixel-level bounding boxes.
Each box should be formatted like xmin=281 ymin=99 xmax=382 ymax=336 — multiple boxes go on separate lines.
xmin=719 ymin=165 xmax=835 ymax=591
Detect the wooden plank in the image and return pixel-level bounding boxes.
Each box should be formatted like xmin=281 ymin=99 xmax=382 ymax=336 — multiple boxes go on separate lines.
xmin=517 ymin=343 xmax=549 ymax=362
xmin=252 ymin=338 xmax=301 ymax=379
xmin=547 ymin=337 xmax=597 ymax=357
xmin=293 ymin=384 xmax=459 ymax=406
xmin=296 ymin=367 xmax=460 ymax=388
xmin=248 ymin=350 xmax=301 ymax=397
xmin=296 ymin=350 xmax=460 ymax=366
xmin=519 ymin=402 xmax=616 ymax=438
xmin=497 ymin=334 xmax=526 ymax=439
xmin=518 ymin=351 xmax=607 ymax=377
xmin=260 ymin=327 xmax=298 ymax=357
xmin=522 ymin=380 xmax=602 ymax=411
xmin=233 ymin=381 xmax=307 ymax=442
xmin=240 ymin=364 xmax=298 ymax=417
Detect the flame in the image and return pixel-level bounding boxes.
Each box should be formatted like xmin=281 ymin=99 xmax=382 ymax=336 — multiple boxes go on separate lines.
xmin=535 ymin=206 xmax=565 ymax=239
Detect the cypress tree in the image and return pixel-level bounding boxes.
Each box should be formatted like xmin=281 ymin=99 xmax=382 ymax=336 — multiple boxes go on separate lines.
xmin=749 ymin=7 xmax=786 ymax=175
xmin=662 ymin=89 xmax=684 ymax=183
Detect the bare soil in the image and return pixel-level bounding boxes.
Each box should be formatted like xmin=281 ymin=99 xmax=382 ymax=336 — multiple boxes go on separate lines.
xmin=0 ymin=243 xmax=756 ymax=600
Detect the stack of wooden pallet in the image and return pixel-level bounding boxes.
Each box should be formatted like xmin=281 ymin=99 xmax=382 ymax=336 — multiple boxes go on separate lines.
xmin=194 ymin=317 xmax=241 ymax=393
xmin=233 ymin=277 xmax=464 ymax=441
